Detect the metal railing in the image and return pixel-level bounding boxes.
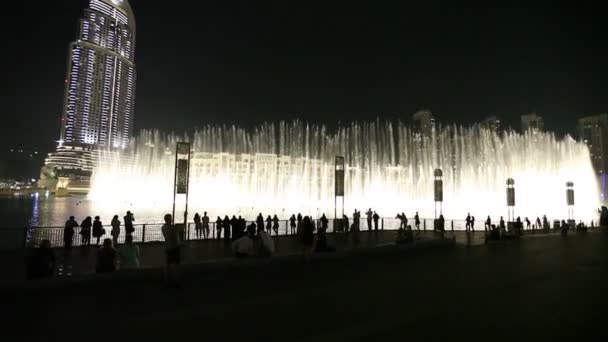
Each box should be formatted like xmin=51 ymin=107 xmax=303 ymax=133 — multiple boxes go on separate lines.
xmin=22 ymin=216 xmax=597 ymax=249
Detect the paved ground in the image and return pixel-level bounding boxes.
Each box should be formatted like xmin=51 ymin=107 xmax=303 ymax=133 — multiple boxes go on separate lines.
xmin=2 ymin=230 xmax=606 ymax=340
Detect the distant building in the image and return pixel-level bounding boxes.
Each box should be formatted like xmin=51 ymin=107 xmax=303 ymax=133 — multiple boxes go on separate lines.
xmin=480 ymin=116 xmax=501 ymax=132
xmin=521 ymin=113 xmax=544 ymax=134
xmin=412 ymin=110 xmax=435 ymax=136
xmin=42 ymin=0 xmax=137 ymax=192
xmin=578 ymin=114 xmax=608 ymax=176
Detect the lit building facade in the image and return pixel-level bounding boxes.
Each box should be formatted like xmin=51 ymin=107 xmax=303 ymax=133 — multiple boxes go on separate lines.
xmin=578 ymin=114 xmax=608 ymax=176
xmin=60 ymin=0 xmax=136 ymax=149
xmin=480 ymin=116 xmax=501 ymax=132
xmin=521 ymin=113 xmax=544 ymax=134
xmin=42 ymin=0 xmax=136 ymax=191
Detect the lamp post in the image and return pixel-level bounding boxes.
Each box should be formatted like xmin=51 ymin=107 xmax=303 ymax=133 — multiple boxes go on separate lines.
xmin=506 ymin=178 xmax=515 ymax=222
xmin=434 ymin=169 xmax=443 ymax=219
xmin=566 ymin=181 xmax=575 ymax=223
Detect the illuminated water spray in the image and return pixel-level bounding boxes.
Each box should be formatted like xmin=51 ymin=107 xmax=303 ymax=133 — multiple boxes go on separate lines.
xmin=89 ymin=121 xmax=600 ymax=222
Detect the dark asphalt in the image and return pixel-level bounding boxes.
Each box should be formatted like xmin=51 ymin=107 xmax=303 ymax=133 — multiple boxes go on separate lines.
xmin=3 ymin=231 xmax=607 ymax=340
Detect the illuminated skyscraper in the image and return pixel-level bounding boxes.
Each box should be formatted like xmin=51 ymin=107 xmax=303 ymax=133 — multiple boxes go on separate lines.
xmin=42 ymin=0 xmax=136 ymax=191
xmin=521 ymin=113 xmax=544 ymax=134
xmin=60 ymin=0 xmax=136 ymax=149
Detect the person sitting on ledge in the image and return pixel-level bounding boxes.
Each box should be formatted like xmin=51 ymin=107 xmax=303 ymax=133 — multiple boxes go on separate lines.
xmin=96 ymin=239 xmax=117 ymax=274
xmin=232 ymin=231 xmax=254 ymax=259
xmin=313 ymin=229 xmax=335 ymax=253
xmin=486 ymin=224 xmax=501 ymax=243
xmin=256 ymin=226 xmax=275 ymax=257
xmin=27 ymin=239 xmax=55 ymax=280
xmin=396 ymin=226 xmax=414 ymax=244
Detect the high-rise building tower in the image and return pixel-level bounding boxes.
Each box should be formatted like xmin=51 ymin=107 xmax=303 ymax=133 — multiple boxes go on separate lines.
xmin=521 ymin=113 xmax=544 ymax=134
xmin=60 ymin=0 xmax=136 ymax=149
xmin=41 ymin=0 xmax=136 ymax=192
xmin=578 ymin=114 xmax=608 ymax=176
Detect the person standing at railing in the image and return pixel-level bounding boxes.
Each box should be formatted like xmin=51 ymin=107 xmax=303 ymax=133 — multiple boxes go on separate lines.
xmin=79 ymin=216 xmax=93 ymax=246
xmin=485 ymin=216 xmax=492 ymax=232
xmin=366 ymin=208 xmax=373 ymax=231
xmin=162 ymin=214 xmax=182 ymax=286
xmin=256 ymin=213 xmax=264 ymax=233
xmin=265 ymin=215 xmax=272 ymax=234
xmin=373 ymin=211 xmax=380 ymax=231
xmin=414 ymin=212 xmax=421 ymax=232
xmin=216 ymin=216 xmax=223 ymax=239
xmin=272 ymin=214 xmax=280 ymax=236
xmin=296 ymin=213 xmax=303 ymax=235
xmin=525 ymin=217 xmax=531 ymax=230
xmin=320 ymin=213 xmax=329 ymax=233
xmin=471 ymin=216 xmax=475 ymax=232
xmin=63 ymin=216 xmax=79 ymax=250
xmin=290 ymin=215 xmax=297 ymax=234
xmin=465 ymin=213 xmax=472 ymax=232
xmin=92 ymin=216 xmax=105 ymax=246
xmin=124 ymin=211 xmax=135 ymax=238
xmin=111 ymin=215 xmax=121 ymax=247
xmin=194 ymin=213 xmax=202 ymax=239
xmin=223 ymin=215 xmax=231 ymax=242
xmin=202 ymin=212 xmax=210 ymax=239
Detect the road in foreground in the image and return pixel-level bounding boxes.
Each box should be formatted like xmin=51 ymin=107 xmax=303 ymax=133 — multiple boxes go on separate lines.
xmin=3 ymin=232 xmax=607 ymax=340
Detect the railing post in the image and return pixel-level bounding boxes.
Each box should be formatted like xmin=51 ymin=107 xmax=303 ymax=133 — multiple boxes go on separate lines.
xmin=451 ymin=221 xmax=454 ymax=232
xmin=424 ymin=220 xmax=426 ymax=232
xmin=381 ymin=218 xmax=384 ymax=231
xmin=142 ymin=224 xmax=146 ymax=243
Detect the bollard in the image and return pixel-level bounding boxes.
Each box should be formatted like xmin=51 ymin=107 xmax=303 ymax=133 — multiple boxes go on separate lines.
xmin=142 ymin=224 xmax=146 ymax=243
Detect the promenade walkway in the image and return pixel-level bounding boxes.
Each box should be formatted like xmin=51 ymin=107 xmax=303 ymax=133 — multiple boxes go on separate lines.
xmin=3 ymin=230 xmax=606 ymax=340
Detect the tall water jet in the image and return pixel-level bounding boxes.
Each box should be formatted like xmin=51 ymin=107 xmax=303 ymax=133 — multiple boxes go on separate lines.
xmin=89 ymin=121 xmax=600 ymax=223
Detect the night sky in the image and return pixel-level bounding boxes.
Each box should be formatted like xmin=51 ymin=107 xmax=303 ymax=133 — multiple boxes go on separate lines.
xmin=3 ymin=0 xmax=608 ymax=157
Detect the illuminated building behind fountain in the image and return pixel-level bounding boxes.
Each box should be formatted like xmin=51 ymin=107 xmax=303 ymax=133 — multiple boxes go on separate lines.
xmin=89 ymin=121 xmax=601 ymax=222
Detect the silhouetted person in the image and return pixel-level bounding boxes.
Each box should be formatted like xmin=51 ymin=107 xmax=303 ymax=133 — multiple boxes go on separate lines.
xmin=92 ymin=216 xmax=105 ymax=246
xmin=314 ymin=228 xmax=335 ymax=253
xmin=79 ymin=216 xmax=92 ymax=246
xmin=290 ymin=215 xmax=297 ymax=234
xmin=202 ymin=212 xmax=210 ymax=239
xmin=28 ymin=239 xmax=55 ymax=279
xmin=485 ymin=216 xmax=492 ymax=231
xmin=542 ymin=215 xmax=549 ymax=230
xmin=265 ymin=215 xmax=272 ymax=234
xmin=366 ymin=208 xmax=373 ymax=231
xmin=320 ymin=214 xmax=329 ymax=233
xmin=600 ymin=206 xmax=608 ymax=227
xmin=162 ymin=214 xmax=182 ymax=286
xmin=63 ymin=216 xmax=78 ymax=250
xmin=111 ymin=215 xmax=121 ymax=246
xmin=353 ymin=209 xmax=361 ymax=230
xmin=194 ymin=213 xmax=202 ymax=239
xmin=223 ymin=215 xmax=231 ymax=242
xmin=257 ymin=226 xmax=275 ymax=256
xmin=215 ymin=216 xmax=223 ymax=239
xmin=535 ymin=217 xmax=541 ymax=230
xmin=465 ymin=213 xmax=472 ymax=231
xmin=247 ymin=221 xmax=256 ymax=237
xmin=343 ymin=214 xmax=350 ymax=232
xmin=414 ymin=212 xmax=421 ymax=231
xmin=373 ymin=211 xmax=380 ymax=231
xmin=124 ymin=211 xmax=135 ymax=237
xmin=96 ymin=239 xmax=117 ymax=274
xmin=237 ymin=216 xmax=246 ymax=239
xmin=471 ymin=216 xmax=475 ymax=232
xmin=499 ymin=216 xmax=506 ymax=232
xmin=297 ymin=213 xmax=303 ymax=235
xmin=525 ymin=217 xmax=531 ymax=230
xmin=272 ymin=215 xmax=280 ymax=235
xmin=256 ymin=213 xmax=265 ymax=232
xmin=231 ymin=216 xmax=238 ymax=239
xmin=119 ymin=234 xmax=140 ymax=269
xmin=302 ymin=216 xmax=315 ymax=247
xmin=232 ymin=230 xmax=253 ymax=258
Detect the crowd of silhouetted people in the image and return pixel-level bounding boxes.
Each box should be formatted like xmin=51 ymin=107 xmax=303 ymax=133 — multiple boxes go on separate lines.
xmin=26 ymin=207 xmax=600 ymax=281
